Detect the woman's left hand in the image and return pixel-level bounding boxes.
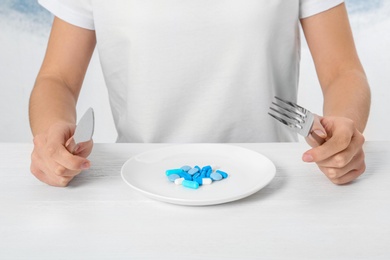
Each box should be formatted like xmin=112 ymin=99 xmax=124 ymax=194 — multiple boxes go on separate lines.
xmin=302 ymin=116 xmax=366 ymax=184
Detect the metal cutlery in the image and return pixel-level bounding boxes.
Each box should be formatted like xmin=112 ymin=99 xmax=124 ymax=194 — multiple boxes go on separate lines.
xmin=65 ymin=107 xmax=95 ymax=154
xmin=268 ymin=96 xmax=314 ymax=137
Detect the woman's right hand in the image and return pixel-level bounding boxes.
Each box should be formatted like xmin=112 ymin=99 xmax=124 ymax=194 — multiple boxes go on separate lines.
xmin=30 ymin=121 xmax=93 ymax=187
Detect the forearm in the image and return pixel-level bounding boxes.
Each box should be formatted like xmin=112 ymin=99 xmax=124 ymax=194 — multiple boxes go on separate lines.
xmin=29 ymin=17 xmax=96 ymax=137
xmin=29 ymin=76 xmax=78 ymax=136
xmin=322 ymin=69 xmax=371 ymax=133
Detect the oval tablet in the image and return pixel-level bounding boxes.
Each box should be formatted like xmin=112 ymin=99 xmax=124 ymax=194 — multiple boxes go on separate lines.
xmin=167 ymin=174 xmax=180 ymax=182
xmin=210 ymin=172 xmax=223 ymax=181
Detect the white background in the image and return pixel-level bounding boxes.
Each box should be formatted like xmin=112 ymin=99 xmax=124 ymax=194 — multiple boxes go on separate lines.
xmin=0 ymin=1 xmax=389 ymax=143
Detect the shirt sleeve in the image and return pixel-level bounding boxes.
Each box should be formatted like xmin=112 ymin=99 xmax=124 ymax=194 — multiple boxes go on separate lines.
xmin=300 ymin=0 xmax=345 ymax=19
xmin=38 ymin=0 xmax=94 ymax=30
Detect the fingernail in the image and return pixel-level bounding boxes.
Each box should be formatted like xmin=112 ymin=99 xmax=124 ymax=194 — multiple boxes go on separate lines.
xmin=314 ymin=130 xmax=326 ymax=138
xmin=81 ymin=162 xmax=90 ymax=169
xmin=303 ymin=154 xmax=314 ymax=162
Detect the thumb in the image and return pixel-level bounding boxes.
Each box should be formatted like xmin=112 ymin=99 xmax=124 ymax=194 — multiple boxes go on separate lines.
xmin=305 ymin=114 xmax=327 ymax=147
xmin=74 ymin=139 xmax=94 ymax=158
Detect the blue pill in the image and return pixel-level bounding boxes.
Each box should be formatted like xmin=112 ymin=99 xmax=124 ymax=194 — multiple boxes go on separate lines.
xmin=206 ymin=168 xmax=212 ymax=178
xmin=167 ymin=174 xmax=180 ymax=182
xmin=202 ymin=165 xmax=212 ymax=172
xmin=188 ymin=167 xmax=199 ymax=175
xmin=166 ymin=169 xmax=183 ymax=176
xmin=194 ymin=177 xmax=203 ymax=186
xmin=216 ymin=170 xmax=228 ymax=178
xmin=210 ymin=172 xmax=223 ymax=181
xmin=179 ymin=171 xmax=193 ymax=181
xmin=181 ymin=165 xmax=192 ymax=172
xmin=182 ymin=180 xmax=199 ymax=189
xmin=192 ymin=172 xmax=201 ymax=179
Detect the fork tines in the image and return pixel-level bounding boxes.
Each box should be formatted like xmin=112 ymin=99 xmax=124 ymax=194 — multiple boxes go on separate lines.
xmin=268 ymin=96 xmax=314 ymax=137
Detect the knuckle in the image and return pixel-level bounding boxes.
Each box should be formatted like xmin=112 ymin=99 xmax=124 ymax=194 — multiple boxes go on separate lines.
xmin=47 ymin=145 xmax=57 ymax=157
xmin=361 ymin=134 xmax=365 ymax=143
xmin=326 ymin=168 xmax=338 ymax=179
xmin=357 ymin=133 xmax=365 ymax=145
xmin=55 ymin=165 xmax=67 ymax=176
xmin=333 ymin=154 xmax=347 ymax=168
xmin=57 ymin=177 xmax=71 ymax=187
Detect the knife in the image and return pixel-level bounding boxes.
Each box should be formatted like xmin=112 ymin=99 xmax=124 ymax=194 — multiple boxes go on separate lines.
xmin=66 ymin=107 xmax=95 ymax=154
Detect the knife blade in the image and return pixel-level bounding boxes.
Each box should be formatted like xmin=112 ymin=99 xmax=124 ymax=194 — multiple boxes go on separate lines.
xmin=66 ymin=107 xmax=95 ymax=154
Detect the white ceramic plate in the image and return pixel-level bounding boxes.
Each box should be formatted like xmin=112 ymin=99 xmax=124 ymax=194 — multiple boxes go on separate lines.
xmin=121 ymin=144 xmax=276 ymax=206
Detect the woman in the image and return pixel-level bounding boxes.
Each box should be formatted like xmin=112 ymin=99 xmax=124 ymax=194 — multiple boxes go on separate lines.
xmin=29 ymin=0 xmax=370 ymax=186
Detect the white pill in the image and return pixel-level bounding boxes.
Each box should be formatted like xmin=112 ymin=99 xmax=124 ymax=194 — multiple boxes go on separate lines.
xmin=202 ymin=178 xmax=213 ymax=185
xmin=174 ymin=177 xmax=185 ymax=185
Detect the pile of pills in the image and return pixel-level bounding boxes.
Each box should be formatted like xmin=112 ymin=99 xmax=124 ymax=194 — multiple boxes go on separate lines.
xmin=165 ymin=165 xmax=229 ymax=189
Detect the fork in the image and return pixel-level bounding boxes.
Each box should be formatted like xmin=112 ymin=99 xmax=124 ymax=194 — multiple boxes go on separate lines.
xmin=268 ymin=96 xmax=314 ymax=137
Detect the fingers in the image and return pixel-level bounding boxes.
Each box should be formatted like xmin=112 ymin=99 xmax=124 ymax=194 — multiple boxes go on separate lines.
xmin=47 ymin=143 xmax=90 ymax=172
xmin=32 ymin=138 xmax=84 ymax=184
xmin=318 ymin=149 xmax=366 ymax=185
xmin=73 ymin=139 xmax=94 ymax=158
xmin=305 ymin=114 xmax=327 ymax=148
xmin=305 ymin=132 xmax=364 ymax=168
xmin=30 ymin=123 xmax=93 ymax=187
xmin=30 ymin=153 xmax=74 ymax=187
xmin=303 ymin=118 xmax=358 ymax=163
xmin=302 ymin=116 xmax=366 ymax=185
xmin=65 ymin=136 xmax=77 ymax=154
xmin=331 ymin=168 xmax=365 ymax=185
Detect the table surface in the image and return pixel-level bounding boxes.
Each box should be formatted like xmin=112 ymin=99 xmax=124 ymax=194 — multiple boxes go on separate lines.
xmin=1 ymin=142 xmax=389 ymax=259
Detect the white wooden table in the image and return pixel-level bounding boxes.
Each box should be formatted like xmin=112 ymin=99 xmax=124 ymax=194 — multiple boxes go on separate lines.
xmin=0 ymin=142 xmax=389 ymax=259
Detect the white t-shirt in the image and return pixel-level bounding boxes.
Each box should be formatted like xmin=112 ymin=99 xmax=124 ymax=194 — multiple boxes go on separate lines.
xmin=39 ymin=0 xmax=344 ymax=143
